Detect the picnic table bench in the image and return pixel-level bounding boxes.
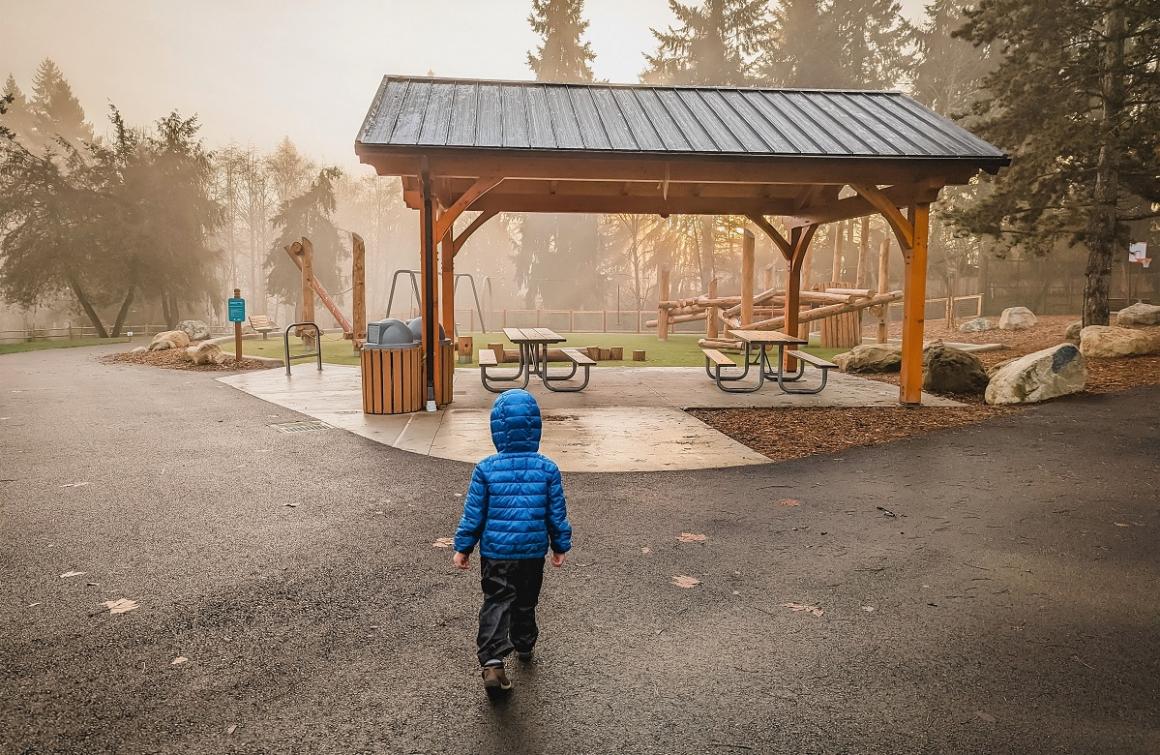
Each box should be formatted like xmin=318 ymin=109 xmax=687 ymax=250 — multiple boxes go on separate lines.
xmin=702 ymin=330 xmax=835 ymax=394
xmin=479 ymin=327 xmax=593 ymax=393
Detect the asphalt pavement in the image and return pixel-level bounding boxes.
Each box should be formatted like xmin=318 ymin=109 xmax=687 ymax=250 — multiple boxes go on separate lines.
xmin=2 ymin=345 xmax=1158 ymax=754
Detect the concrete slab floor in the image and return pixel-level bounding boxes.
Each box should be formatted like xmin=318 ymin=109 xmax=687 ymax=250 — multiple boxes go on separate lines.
xmin=218 ymin=366 xmax=960 ymax=472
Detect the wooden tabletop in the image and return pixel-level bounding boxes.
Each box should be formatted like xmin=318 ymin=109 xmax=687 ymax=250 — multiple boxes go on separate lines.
xmin=503 ymin=327 xmax=566 ymax=344
xmin=728 ymin=329 xmax=807 ymax=345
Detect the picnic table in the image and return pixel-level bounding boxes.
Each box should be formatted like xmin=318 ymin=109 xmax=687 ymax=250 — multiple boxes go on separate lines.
xmin=478 ymin=327 xmax=594 ymax=393
xmin=702 ymin=329 xmax=836 ymax=394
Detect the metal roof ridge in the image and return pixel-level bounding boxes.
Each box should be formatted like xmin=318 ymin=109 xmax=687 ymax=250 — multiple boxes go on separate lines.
xmin=379 ymin=74 xmax=906 ymax=96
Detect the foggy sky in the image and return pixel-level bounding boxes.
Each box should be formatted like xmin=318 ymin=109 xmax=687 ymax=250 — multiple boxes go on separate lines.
xmin=5 ymin=0 xmax=927 ymax=173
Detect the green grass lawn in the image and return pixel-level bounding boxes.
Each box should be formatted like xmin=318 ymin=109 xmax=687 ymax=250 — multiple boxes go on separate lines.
xmin=0 ymin=337 xmax=129 ymax=355
xmin=245 ymin=331 xmax=844 ymax=368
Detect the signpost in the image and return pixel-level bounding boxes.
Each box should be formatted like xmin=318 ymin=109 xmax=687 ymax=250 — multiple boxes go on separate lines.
xmin=228 ymin=289 xmax=246 ymax=363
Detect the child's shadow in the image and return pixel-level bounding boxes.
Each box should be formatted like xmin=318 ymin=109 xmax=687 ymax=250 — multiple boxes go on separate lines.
xmin=480 ymin=664 xmax=540 ymax=753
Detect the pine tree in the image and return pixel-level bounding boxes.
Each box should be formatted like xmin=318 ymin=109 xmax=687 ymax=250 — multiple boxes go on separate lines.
xmin=953 ymin=0 xmax=1160 ymax=325
xmin=527 ymin=0 xmax=596 ymax=82
xmin=2 ymin=75 xmax=35 ymax=143
xmin=761 ymin=0 xmax=842 ymax=87
xmin=643 ymin=0 xmax=771 ymax=85
xmin=265 ymin=167 xmax=346 ymax=307
xmin=826 ymin=0 xmax=913 ymax=89
xmin=29 ymin=59 xmax=93 ymax=152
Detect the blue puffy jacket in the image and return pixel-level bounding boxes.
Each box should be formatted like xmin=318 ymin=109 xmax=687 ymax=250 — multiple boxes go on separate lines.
xmin=453 ymin=389 xmax=572 ymax=559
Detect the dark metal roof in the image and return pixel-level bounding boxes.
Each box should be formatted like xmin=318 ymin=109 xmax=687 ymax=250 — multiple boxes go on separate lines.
xmin=357 ymin=75 xmax=1007 ymax=164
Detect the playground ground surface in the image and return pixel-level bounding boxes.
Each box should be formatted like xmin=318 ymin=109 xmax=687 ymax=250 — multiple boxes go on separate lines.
xmin=2 ymin=344 xmax=1158 ymax=754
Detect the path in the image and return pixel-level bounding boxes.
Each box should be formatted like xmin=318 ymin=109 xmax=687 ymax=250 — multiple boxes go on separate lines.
xmin=2 ymin=346 xmax=1158 ymax=754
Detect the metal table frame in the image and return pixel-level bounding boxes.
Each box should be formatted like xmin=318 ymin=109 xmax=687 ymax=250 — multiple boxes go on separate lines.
xmin=705 ymin=331 xmax=809 ymax=394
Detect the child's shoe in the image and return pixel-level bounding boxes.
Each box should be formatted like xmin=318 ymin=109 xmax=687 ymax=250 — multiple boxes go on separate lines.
xmin=516 ymin=649 xmax=534 ymax=662
xmin=481 ymin=665 xmax=512 ymax=698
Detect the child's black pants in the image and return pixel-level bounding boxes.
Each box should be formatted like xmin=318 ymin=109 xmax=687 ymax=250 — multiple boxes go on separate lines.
xmin=477 ymin=557 xmax=544 ymax=666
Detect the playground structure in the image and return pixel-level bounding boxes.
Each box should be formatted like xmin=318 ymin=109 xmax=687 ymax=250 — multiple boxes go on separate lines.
xmin=281 ymin=232 xmax=366 ymax=352
xmin=649 ymin=228 xmax=902 ymax=351
xmin=385 ymin=269 xmax=488 ymax=334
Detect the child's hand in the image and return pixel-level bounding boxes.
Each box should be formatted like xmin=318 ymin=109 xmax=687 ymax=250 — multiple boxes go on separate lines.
xmin=452 ymin=552 xmax=470 ymax=570
xmin=550 ymin=551 xmax=566 ymax=568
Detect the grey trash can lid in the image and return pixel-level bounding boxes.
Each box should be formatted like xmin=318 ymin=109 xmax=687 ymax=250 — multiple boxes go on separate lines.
xmin=366 ymin=318 xmax=418 ymax=349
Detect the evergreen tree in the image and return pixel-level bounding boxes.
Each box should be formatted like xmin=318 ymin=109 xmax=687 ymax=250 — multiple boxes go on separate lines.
xmin=266 ymin=136 xmax=314 ymax=204
xmin=761 ymin=0 xmax=842 ymax=87
xmin=29 ymin=59 xmax=93 ymax=152
xmin=265 ymin=167 xmax=345 ymax=306
xmin=527 ymin=0 xmax=596 ymax=82
xmin=954 ymin=0 xmax=1160 ymax=325
xmin=643 ymin=0 xmax=771 ymax=85
xmin=2 ymin=75 xmax=35 ymax=143
xmin=826 ymin=0 xmax=913 ymax=88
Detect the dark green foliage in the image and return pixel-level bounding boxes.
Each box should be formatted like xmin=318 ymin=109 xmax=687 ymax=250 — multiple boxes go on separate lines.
xmin=265 ymin=166 xmax=345 ymax=305
xmin=28 ymin=59 xmax=94 ymax=153
xmin=761 ymin=0 xmax=842 ymax=87
xmin=643 ymin=0 xmax=771 ymax=85
xmin=527 ymin=0 xmax=596 ymax=82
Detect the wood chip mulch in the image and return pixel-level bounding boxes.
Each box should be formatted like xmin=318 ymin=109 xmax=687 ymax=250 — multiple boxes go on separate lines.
xmin=100 ymin=349 xmax=272 ymax=372
xmin=689 ymin=405 xmax=1014 ymax=463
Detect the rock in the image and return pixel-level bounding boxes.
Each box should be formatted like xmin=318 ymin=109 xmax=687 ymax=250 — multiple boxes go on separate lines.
xmin=998 ymin=306 xmax=1037 ymax=330
xmin=129 ymin=346 xmax=148 ymax=355
xmin=148 ymin=330 xmax=191 ymax=351
xmin=1064 ymin=321 xmax=1083 ymax=343
xmin=177 ymin=319 xmax=211 ymax=341
xmin=922 ymin=344 xmax=990 ymax=394
xmin=1079 ymin=325 xmax=1160 ymax=358
xmin=958 ymin=317 xmax=995 ymax=333
xmin=185 ymin=341 xmax=225 ymax=366
xmin=834 ymin=343 xmax=902 ymax=373
xmin=985 ymin=344 xmax=1085 ymax=405
xmin=1115 ymin=302 xmax=1160 ymax=328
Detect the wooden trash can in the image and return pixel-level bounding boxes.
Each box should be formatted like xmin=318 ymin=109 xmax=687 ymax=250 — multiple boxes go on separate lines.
xmin=821 ymin=310 xmax=863 ymax=349
xmin=362 ymin=345 xmax=423 ymax=415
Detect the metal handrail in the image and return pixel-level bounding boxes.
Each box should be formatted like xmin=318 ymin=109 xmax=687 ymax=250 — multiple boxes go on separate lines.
xmin=283 ymin=322 xmax=323 ymax=376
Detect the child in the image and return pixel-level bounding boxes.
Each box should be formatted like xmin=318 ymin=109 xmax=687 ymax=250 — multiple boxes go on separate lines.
xmin=452 ymin=389 xmax=572 ymax=698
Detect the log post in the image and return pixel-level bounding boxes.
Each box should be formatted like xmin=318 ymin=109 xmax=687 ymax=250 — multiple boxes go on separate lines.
xmin=419 ymin=172 xmax=442 ymax=411
xmin=352 ymin=232 xmax=366 ymax=351
xmin=899 ymin=204 xmax=929 ymax=406
xmin=762 ymin=264 xmax=774 ymax=292
xmin=877 ymin=236 xmax=890 ymax=344
xmin=657 ymin=267 xmax=671 ymax=341
xmin=856 ymin=216 xmax=869 ymax=287
xmin=706 ymin=277 xmax=719 ymax=339
xmin=831 ymin=220 xmax=843 ymax=285
xmin=299 ymin=237 xmax=316 ymax=349
xmin=741 ymin=229 xmax=755 ymax=327
xmin=441 ymin=231 xmax=455 ymax=340
xmin=784 ymin=225 xmax=816 ymax=371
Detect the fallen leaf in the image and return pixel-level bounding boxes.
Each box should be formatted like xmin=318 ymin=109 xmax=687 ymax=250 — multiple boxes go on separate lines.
xmin=59 ymin=570 xmax=87 ymax=579
xmin=1113 ymin=522 xmax=1130 ymax=528
xmin=877 ymin=506 xmax=897 ymax=517
xmin=861 ymin=606 xmax=876 ymax=612
xmin=676 ymin=532 xmax=707 ymax=543
xmin=61 ymin=482 xmax=89 ymax=489
xmin=432 ymin=537 xmax=454 ymax=548
xmin=283 ymin=502 xmax=298 ymax=508
xmin=102 ymin=598 xmax=140 ymax=615
xmin=671 ymin=575 xmax=701 ymax=589
xmin=781 ymin=602 xmax=824 ymax=617
xmin=227 ymin=724 xmax=238 ymax=735
xmin=775 ymin=498 xmax=800 ymax=507
xmin=731 ymin=590 xmax=741 ymax=596
xmin=27 ymin=602 xmax=41 ymax=608
xmin=171 ymin=656 xmax=188 ymax=666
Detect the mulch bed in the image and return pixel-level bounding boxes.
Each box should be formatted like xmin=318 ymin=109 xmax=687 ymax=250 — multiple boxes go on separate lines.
xmin=100 ymin=349 xmax=272 ymax=372
xmin=689 ymin=405 xmax=1013 ymax=463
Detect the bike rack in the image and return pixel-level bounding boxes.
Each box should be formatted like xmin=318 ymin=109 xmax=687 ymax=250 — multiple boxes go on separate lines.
xmin=283 ymin=322 xmax=322 ymax=377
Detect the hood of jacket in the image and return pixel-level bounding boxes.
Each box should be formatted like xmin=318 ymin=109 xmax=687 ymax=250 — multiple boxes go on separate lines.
xmin=489 ymin=389 xmax=541 ymax=454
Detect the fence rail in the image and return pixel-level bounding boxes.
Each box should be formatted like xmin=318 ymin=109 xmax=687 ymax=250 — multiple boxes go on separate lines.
xmin=0 ymin=323 xmax=237 ymax=344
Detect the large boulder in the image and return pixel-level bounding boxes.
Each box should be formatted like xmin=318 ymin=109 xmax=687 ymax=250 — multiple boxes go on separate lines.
xmin=923 ymin=344 xmax=990 ymax=394
xmin=834 ymin=343 xmax=902 ymax=373
xmin=985 ymin=344 xmax=1086 ymax=405
xmin=148 ymin=330 xmax=191 ymax=351
xmin=958 ymin=317 xmax=995 ymax=333
xmin=1115 ymin=302 xmax=1160 ymax=328
xmin=177 ymin=319 xmax=211 ymax=341
xmin=185 ymin=340 xmax=225 ymax=366
xmin=1064 ymin=321 xmax=1083 ymax=343
xmin=1079 ymin=325 xmax=1160 ymax=358
xmin=998 ymin=306 xmax=1038 ymax=330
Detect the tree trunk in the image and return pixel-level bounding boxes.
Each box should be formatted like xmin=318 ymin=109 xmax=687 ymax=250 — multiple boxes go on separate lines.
xmin=110 ymin=285 xmax=135 ymax=337
xmin=66 ymin=274 xmax=109 ymax=338
xmin=1083 ymin=0 xmax=1126 ymax=326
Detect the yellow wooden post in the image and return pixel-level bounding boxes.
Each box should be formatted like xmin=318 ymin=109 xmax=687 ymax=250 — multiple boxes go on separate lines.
xmin=299 ymin=237 xmax=316 ymax=349
xmin=899 ymin=204 xmax=930 ymax=406
xmin=877 ymin=236 xmax=890 ymax=344
xmin=706 ymin=277 xmax=719 ymax=339
xmin=657 ymin=267 xmax=670 ymax=341
xmin=741 ymin=229 xmax=755 ymax=328
xmin=352 ymin=232 xmax=366 ymax=351
xmin=440 ymin=231 xmax=455 ymax=340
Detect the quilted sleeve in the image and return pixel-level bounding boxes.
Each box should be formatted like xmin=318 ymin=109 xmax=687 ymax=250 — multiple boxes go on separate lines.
xmin=546 ymin=464 xmax=572 ymax=554
xmin=454 ymin=464 xmax=488 ymax=554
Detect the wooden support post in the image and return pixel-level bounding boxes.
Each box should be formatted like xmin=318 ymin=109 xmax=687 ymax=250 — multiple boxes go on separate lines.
xmin=784 ymin=225 xmax=816 ymax=371
xmin=877 ymin=236 xmax=890 ymax=343
xmin=419 ymin=171 xmax=441 ymax=410
xmin=899 ymin=204 xmax=930 ymax=406
xmin=352 ymin=232 xmax=366 ymax=351
xmin=300 ymin=237 xmax=316 ymax=349
xmin=657 ymin=267 xmax=671 ymax=341
xmin=801 ymin=244 xmax=812 ymax=291
xmin=856 ymin=216 xmax=869 ymax=287
xmin=762 ymin=265 xmax=774 ymax=292
xmin=741 ymin=229 xmax=755 ymax=327
xmin=706 ymin=277 xmax=719 ymax=339
xmin=831 ymin=221 xmax=842 ymax=285
xmin=440 ymin=231 xmax=455 ymax=340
